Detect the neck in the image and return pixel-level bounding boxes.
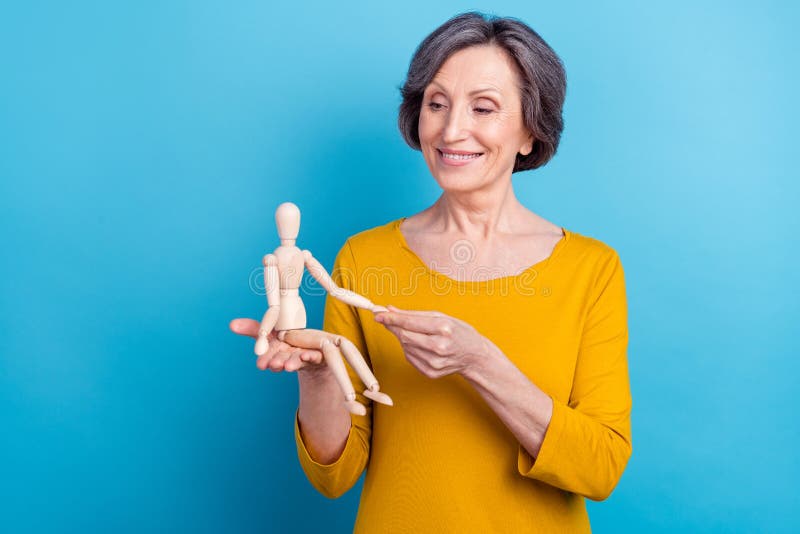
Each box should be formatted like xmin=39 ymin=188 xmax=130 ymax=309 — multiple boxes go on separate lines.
xmin=429 ymin=180 xmax=525 ymax=239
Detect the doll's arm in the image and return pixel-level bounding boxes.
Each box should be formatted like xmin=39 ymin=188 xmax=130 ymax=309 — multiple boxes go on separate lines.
xmin=254 ymin=254 xmax=281 ymax=355
xmin=303 ymin=250 xmax=386 ymax=313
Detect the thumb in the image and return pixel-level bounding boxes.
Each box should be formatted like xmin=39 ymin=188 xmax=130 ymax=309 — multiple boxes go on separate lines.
xmin=229 ymin=318 xmax=260 ymax=339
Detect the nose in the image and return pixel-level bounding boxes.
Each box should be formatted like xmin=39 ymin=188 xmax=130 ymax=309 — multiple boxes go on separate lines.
xmin=442 ymin=104 xmax=469 ymax=144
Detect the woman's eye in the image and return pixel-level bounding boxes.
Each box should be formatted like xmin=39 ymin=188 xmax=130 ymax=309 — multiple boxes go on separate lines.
xmin=474 ymin=107 xmax=494 ymax=115
xmin=428 ymin=102 xmax=445 ymax=111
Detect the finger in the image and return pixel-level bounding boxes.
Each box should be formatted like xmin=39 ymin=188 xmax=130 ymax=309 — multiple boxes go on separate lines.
xmin=284 ymin=352 xmax=305 ymax=372
xmin=268 ymin=349 xmax=297 ymax=372
xmin=404 ymin=349 xmax=454 ymax=379
xmin=386 ymin=305 xmax=443 ymax=317
xmin=376 ymin=312 xmax=446 ymax=335
xmin=381 ymin=324 xmax=439 ymax=354
xmin=403 ymin=350 xmax=437 ymax=378
xmin=399 ymin=328 xmax=440 ymax=351
xmin=256 ymin=352 xmax=272 ymax=370
xmin=379 ymin=322 xmax=404 ymax=341
xmin=257 ymin=346 xmax=280 ymax=369
xmin=256 ymin=339 xmax=281 ymax=368
xmin=257 ymin=337 xmax=287 ymax=369
xmin=285 ymin=349 xmax=320 ymax=371
xmin=230 ymin=318 xmax=261 ymax=339
xmin=299 ymin=349 xmax=324 ymax=365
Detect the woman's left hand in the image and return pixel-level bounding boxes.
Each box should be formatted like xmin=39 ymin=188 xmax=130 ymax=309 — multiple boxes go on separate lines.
xmin=374 ymin=305 xmax=495 ymax=379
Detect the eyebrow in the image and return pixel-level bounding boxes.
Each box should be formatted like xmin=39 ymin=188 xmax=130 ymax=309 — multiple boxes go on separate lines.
xmin=426 ymin=81 xmax=502 ymax=97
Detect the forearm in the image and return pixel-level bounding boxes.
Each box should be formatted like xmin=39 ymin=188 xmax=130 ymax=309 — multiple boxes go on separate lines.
xmin=296 ymin=367 xmax=352 ymax=464
xmin=461 ymin=344 xmax=554 ymax=459
xmin=461 ymin=329 xmax=632 ymax=500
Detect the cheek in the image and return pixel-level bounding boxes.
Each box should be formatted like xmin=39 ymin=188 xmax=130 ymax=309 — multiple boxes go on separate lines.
xmin=486 ymin=125 xmax=522 ymax=154
xmin=418 ymin=111 xmax=440 ymax=141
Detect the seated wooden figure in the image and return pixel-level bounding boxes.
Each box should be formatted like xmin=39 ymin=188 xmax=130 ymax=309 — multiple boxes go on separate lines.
xmin=254 ymin=202 xmax=393 ymax=415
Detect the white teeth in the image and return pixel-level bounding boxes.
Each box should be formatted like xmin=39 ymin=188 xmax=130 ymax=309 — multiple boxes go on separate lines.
xmin=441 ymin=151 xmax=481 ymax=160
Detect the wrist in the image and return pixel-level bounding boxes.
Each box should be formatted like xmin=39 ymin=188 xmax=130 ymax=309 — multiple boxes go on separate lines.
xmin=297 ymin=365 xmax=337 ymax=407
xmin=297 ymin=363 xmax=333 ymax=382
xmin=461 ymin=339 xmax=502 ymax=384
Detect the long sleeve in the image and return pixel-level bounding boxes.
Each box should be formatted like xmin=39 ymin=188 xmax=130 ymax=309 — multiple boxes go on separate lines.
xmin=290 ymin=220 xmax=628 ymax=531
xmin=517 ymin=250 xmax=633 ymax=501
xmin=294 ymin=240 xmax=374 ymax=498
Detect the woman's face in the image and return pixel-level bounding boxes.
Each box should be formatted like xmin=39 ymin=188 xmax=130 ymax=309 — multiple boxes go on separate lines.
xmin=418 ymin=45 xmax=533 ymax=194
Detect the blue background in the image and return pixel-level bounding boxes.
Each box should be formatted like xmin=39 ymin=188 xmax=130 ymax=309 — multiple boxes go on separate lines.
xmin=2 ymin=1 xmax=798 ymax=532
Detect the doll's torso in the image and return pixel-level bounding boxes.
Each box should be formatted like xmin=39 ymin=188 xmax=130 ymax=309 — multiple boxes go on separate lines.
xmin=273 ymin=244 xmax=307 ymax=330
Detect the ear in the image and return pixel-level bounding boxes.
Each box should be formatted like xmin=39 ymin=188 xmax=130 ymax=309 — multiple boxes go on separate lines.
xmin=519 ymin=133 xmax=534 ymax=157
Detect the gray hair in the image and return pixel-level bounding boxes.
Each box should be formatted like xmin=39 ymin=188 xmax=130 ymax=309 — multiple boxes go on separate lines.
xmin=398 ymin=12 xmax=567 ymax=172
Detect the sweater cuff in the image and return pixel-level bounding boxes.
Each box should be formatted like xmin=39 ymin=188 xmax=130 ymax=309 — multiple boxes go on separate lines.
xmin=517 ymin=395 xmax=567 ymax=479
xmin=294 ymin=410 xmax=356 ymax=469
xmin=294 ymin=410 xmax=371 ymax=499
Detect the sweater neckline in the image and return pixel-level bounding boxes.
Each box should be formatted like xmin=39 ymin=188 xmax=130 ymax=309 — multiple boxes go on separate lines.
xmin=391 ymin=217 xmax=570 ymax=286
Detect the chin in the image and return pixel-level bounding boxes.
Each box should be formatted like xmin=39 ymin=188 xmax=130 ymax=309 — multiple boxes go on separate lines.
xmin=433 ymin=174 xmax=490 ymax=194
xmin=425 ymin=157 xmax=507 ymax=194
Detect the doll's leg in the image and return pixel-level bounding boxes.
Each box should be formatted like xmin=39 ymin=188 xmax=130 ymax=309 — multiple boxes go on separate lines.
xmin=336 ymin=337 xmax=393 ymax=406
xmin=279 ymin=329 xmax=366 ymax=416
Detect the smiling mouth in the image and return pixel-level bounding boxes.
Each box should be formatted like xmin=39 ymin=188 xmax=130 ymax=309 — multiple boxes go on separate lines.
xmin=437 ymin=149 xmax=483 ymax=161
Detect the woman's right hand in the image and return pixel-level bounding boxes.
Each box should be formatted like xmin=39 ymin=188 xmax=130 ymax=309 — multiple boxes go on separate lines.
xmin=229 ymin=318 xmax=326 ymax=373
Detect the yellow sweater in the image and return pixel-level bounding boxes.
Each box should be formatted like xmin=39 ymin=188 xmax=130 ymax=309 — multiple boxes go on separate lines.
xmin=294 ymin=219 xmax=632 ymax=533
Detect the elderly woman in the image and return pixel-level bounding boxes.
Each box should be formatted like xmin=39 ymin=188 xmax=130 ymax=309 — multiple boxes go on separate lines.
xmin=232 ymin=11 xmax=631 ymax=533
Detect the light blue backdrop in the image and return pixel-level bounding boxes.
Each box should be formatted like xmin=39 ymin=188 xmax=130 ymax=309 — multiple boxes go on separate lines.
xmin=1 ymin=1 xmax=797 ymax=532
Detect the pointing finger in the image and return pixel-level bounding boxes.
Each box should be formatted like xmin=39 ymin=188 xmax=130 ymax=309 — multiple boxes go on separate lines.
xmin=386 ymin=305 xmax=443 ymax=317
xmin=376 ymin=312 xmax=445 ymax=335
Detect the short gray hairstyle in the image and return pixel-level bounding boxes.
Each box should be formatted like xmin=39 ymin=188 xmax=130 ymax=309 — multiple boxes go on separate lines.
xmin=398 ymin=12 xmax=567 ymax=172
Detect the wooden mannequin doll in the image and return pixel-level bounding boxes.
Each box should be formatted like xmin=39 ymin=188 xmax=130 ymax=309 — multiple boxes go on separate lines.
xmin=254 ymin=202 xmax=392 ymax=415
